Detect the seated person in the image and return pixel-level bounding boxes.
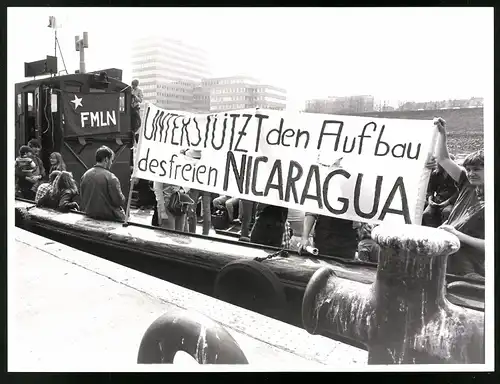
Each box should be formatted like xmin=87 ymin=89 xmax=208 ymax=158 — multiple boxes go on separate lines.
xmin=49 ymin=152 xmax=67 ymax=173
xmin=250 ymin=203 xmax=288 ymax=248
xmin=15 ymin=145 xmax=41 ymax=200
xmin=434 ymin=118 xmax=485 ymax=280
xmin=38 ymin=171 xmax=79 ymax=212
xmin=422 ymin=155 xmax=459 ymax=227
xmin=213 ymin=195 xmax=242 ymax=223
xmin=35 ymin=170 xmax=61 ymax=203
xmin=299 ymin=214 xmax=357 ymax=259
xmin=80 ymin=146 xmax=126 ymax=222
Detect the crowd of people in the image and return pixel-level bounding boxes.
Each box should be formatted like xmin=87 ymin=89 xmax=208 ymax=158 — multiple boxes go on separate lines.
xmin=15 ymin=115 xmax=485 ymax=280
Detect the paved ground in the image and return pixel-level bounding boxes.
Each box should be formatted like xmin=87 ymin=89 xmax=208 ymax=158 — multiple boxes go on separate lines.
xmin=9 ymin=228 xmax=368 ymax=371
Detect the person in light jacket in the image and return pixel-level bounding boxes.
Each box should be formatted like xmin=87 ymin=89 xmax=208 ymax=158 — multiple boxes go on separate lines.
xmin=153 ymin=182 xmax=190 ymax=231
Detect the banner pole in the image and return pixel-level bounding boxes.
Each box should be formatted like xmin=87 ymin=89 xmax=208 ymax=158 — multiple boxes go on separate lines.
xmin=414 ymin=122 xmax=439 ymax=225
xmin=123 ymin=103 xmax=148 ymax=227
xmin=122 ymin=176 xmax=136 ymax=227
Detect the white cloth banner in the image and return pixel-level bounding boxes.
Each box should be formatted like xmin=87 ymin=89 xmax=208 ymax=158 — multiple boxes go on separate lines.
xmin=132 ymin=103 xmax=437 ymax=225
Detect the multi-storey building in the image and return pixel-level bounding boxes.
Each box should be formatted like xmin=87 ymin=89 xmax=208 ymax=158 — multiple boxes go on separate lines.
xmin=202 ymin=76 xmax=287 ymax=113
xmin=131 ymin=36 xmax=211 ymax=111
xmin=305 ymin=95 xmax=375 ymax=115
xmin=192 ymin=85 xmax=211 ymax=112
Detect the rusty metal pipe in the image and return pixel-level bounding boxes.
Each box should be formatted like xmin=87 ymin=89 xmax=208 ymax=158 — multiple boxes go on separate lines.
xmin=302 ymin=224 xmax=484 ymax=364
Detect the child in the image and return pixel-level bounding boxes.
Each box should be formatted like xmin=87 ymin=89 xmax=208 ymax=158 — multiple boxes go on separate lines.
xmin=15 ymin=146 xmax=40 ymax=199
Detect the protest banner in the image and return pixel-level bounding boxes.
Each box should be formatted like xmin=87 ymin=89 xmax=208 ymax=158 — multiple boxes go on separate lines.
xmin=132 ymin=103 xmax=437 ymax=226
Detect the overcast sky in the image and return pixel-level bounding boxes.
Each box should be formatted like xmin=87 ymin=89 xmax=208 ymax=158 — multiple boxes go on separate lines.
xmin=8 ymin=7 xmax=493 ymax=108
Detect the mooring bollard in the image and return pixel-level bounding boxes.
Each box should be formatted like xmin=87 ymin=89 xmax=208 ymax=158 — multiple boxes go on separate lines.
xmin=137 ymin=308 xmax=249 ymax=364
xmin=302 ymin=224 xmax=484 ymax=364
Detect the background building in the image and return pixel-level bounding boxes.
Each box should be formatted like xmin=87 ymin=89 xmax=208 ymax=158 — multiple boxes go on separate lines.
xmin=396 ymin=97 xmax=484 ymax=111
xmin=202 ymin=76 xmax=287 ymax=113
xmin=305 ymin=95 xmax=375 ymax=115
xmin=131 ymin=36 xmax=211 ymax=111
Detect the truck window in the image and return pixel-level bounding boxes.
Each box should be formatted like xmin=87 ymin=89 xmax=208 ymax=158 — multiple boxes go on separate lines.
xmin=16 ymin=94 xmax=21 ymax=115
xmin=119 ymin=93 xmax=126 ymax=112
xmin=27 ymin=93 xmax=33 ymax=112
xmin=65 ymin=85 xmax=81 ymax=93
xmin=51 ymin=93 xmax=58 ymax=113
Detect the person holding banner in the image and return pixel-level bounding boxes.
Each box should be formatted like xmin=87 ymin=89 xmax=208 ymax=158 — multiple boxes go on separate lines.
xmin=185 ymin=189 xmax=212 ymax=235
xmin=131 ymin=79 xmax=143 ymax=133
xmin=434 ymin=118 xmax=485 ymax=280
xmin=153 ymin=182 xmax=193 ymax=232
xmin=299 ymin=213 xmax=357 ymax=259
xmin=250 ymin=203 xmax=288 ymax=248
xmin=422 ymin=154 xmax=459 ymax=228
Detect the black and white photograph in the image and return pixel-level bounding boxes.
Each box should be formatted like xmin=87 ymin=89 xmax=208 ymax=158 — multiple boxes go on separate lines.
xmin=7 ymin=6 xmax=494 ymax=372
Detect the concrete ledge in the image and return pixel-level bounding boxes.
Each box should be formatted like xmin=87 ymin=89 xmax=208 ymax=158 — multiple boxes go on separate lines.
xmin=10 ymin=228 xmax=367 ymax=371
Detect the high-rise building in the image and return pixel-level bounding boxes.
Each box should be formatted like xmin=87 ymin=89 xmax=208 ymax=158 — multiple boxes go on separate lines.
xmin=201 ymin=76 xmax=287 ymax=113
xmin=131 ymin=36 xmax=211 ymax=111
xmin=305 ymin=95 xmax=375 ymax=115
xmin=192 ymin=85 xmax=211 ymax=112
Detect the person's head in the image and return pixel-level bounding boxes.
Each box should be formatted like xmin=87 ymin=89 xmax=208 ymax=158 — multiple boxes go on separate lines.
xmin=48 ymin=170 xmax=61 ymax=183
xmin=19 ymin=145 xmax=33 ymax=158
xmin=49 ymin=152 xmax=66 ymax=169
xmin=28 ymin=139 xmax=41 ymax=156
xmin=53 ymin=171 xmax=78 ymax=196
xmin=132 ymin=79 xmax=139 ymax=89
xmin=463 ymin=149 xmax=484 ymax=186
xmin=95 ymin=146 xmax=115 ymax=169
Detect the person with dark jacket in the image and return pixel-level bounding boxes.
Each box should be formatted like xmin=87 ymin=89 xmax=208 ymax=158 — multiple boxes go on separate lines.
xmin=15 ymin=145 xmax=40 ymax=200
xmin=299 ymin=214 xmax=357 ymax=259
xmin=27 ymin=139 xmax=46 ymax=195
xmin=38 ymin=171 xmax=79 ymax=212
xmin=422 ymin=156 xmax=459 ymax=227
xmin=250 ymin=203 xmax=288 ymax=248
xmin=28 ymin=139 xmax=46 ymax=180
xmin=80 ymin=146 xmax=126 ymax=222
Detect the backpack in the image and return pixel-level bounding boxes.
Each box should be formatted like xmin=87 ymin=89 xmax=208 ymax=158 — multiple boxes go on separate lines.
xmin=212 ymin=209 xmax=229 ymax=230
xmin=167 ymin=189 xmax=194 ymax=216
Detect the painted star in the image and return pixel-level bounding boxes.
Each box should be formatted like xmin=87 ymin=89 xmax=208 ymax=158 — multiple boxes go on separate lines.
xmin=70 ymin=94 xmax=83 ymax=109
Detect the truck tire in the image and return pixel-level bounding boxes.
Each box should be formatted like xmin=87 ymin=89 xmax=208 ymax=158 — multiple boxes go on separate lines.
xmin=214 ymin=259 xmax=287 ymax=321
xmin=137 ymin=309 xmax=248 ymax=364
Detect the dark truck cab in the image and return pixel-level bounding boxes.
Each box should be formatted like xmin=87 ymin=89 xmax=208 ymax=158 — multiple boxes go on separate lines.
xmin=14 ymin=69 xmax=134 ymax=198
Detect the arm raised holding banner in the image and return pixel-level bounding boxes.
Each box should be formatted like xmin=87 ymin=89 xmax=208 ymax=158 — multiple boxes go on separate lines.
xmin=434 ymin=118 xmax=463 ymax=183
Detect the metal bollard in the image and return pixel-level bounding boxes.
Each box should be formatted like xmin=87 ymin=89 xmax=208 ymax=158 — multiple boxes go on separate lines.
xmin=302 ymin=224 xmax=484 ymax=364
xmin=138 ymin=308 xmax=249 ymax=364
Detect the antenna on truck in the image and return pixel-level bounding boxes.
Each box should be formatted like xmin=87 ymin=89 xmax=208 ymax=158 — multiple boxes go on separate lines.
xmin=74 ymin=32 xmax=89 ymax=74
xmin=48 ymin=16 xmax=68 ymax=76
